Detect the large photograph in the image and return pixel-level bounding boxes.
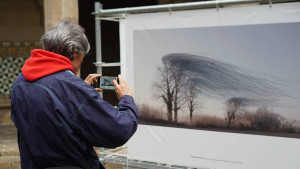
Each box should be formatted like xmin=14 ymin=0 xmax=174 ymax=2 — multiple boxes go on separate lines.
xmin=134 ymin=22 xmax=300 ymax=138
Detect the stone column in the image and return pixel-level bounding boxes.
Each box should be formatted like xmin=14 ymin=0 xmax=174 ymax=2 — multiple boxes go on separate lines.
xmin=44 ymin=0 xmax=78 ymax=32
xmin=43 ymin=0 xmax=81 ymax=77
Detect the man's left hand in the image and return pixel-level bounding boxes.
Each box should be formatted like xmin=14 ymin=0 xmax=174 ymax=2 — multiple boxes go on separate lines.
xmin=84 ymin=74 xmax=102 ymax=92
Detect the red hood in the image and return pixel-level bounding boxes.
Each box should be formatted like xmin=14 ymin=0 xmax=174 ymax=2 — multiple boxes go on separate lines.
xmin=22 ymin=49 xmax=74 ymax=81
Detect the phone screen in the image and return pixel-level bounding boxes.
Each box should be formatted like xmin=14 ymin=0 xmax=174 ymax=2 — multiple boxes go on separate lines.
xmin=98 ymin=76 xmax=118 ymax=90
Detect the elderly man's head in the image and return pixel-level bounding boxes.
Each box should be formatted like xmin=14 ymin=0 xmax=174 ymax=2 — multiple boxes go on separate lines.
xmin=40 ymin=20 xmax=90 ymax=74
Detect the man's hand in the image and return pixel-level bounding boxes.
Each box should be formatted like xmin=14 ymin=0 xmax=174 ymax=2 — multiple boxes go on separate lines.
xmin=84 ymin=74 xmax=102 ymax=92
xmin=113 ymin=75 xmax=133 ymax=100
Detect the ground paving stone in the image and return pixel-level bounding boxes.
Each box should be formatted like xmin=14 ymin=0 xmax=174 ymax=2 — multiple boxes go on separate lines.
xmin=0 ymin=156 xmax=20 ymax=169
xmin=0 ymin=124 xmax=20 ymax=169
xmin=0 ymin=108 xmax=12 ymax=125
xmin=0 ymin=156 xmax=20 ymax=163
xmin=2 ymin=141 xmax=19 ymax=156
xmin=0 ymin=143 xmax=2 ymax=156
xmin=0 ymin=125 xmax=17 ymax=143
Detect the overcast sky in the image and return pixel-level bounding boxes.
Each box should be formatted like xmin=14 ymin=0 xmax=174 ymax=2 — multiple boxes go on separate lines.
xmin=133 ymin=22 xmax=300 ymax=120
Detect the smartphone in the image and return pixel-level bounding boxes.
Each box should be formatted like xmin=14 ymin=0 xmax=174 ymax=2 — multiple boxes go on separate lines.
xmin=97 ymin=76 xmax=118 ymax=90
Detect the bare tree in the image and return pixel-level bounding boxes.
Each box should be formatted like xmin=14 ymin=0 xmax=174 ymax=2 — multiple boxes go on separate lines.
xmin=186 ymin=80 xmax=199 ymax=122
xmin=171 ymin=64 xmax=186 ymax=123
xmin=154 ymin=61 xmax=175 ymax=122
xmin=154 ymin=59 xmax=187 ymax=122
xmin=226 ymin=98 xmax=244 ymax=128
xmin=253 ymin=108 xmax=281 ymax=131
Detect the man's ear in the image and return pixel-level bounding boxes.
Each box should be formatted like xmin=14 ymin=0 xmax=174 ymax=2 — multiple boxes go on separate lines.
xmin=72 ymin=52 xmax=78 ymax=60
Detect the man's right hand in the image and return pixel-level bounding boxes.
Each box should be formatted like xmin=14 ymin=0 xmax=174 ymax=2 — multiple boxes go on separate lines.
xmin=113 ymin=75 xmax=133 ymax=100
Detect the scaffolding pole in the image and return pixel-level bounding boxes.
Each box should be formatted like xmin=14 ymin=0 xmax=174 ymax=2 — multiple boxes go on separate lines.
xmin=94 ymin=2 xmax=102 ymax=75
xmin=93 ymin=0 xmax=296 ymax=17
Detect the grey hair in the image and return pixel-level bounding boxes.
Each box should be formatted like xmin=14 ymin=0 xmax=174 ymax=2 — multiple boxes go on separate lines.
xmin=40 ymin=20 xmax=90 ymax=60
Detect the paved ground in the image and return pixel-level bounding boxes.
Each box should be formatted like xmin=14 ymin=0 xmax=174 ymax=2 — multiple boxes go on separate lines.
xmin=0 ymin=106 xmax=21 ymax=169
xmin=0 ymin=106 xmax=12 ymax=125
xmin=0 ymin=124 xmax=20 ymax=169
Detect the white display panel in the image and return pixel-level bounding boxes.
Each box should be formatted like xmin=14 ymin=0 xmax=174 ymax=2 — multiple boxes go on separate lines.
xmin=120 ymin=2 xmax=300 ymax=169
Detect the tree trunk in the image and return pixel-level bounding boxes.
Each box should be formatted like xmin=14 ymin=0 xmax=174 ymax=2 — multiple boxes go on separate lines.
xmin=226 ymin=116 xmax=232 ymax=128
xmin=167 ymin=110 xmax=172 ymax=122
xmin=167 ymin=98 xmax=173 ymax=122
xmin=174 ymin=109 xmax=178 ymax=123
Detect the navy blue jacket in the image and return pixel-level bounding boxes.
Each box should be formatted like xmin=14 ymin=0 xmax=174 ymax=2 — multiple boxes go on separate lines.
xmin=11 ymin=70 xmax=138 ymax=169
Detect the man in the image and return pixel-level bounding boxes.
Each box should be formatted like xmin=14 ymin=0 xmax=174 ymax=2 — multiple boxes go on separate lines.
xmin=10 ymin=20 xmax=138 ymax=169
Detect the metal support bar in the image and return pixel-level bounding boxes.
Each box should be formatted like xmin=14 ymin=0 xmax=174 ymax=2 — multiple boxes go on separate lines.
xmin=100 ymin=154 xmax=198 ymax=169
xmin=99 ymin=148 xmax=206 ymax=169
xmin=93 ymin=0 xmax=296 ymax=17
xmin=95 ymin=2 xmax=102 ymax=75
xmin=94 ymin=2 xmax=104 ymax=154
xmin=95 ymin=14 xmax=126 ymax=22
xmin=96 ymin=17 xmax=120 ymax=22
xmin=94 ymin=62 xmax=122 ymax=67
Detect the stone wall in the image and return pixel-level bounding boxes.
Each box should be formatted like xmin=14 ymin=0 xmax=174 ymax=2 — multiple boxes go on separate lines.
xmin=0 ymin=0 xmax=44 ymax=42
xmin=0 ymin=41 xmax=41 ymax=103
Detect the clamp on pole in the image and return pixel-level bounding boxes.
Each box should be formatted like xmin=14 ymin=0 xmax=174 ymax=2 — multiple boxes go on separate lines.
xmin=169 ymin=4 xmax=173 ymax=15
xmin=216 ymin=0 xmax=220 ymax=11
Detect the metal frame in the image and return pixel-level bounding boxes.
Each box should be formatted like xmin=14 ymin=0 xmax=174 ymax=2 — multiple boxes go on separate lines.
xmin=93 ymin=0 xmax=297 ymax=73
xmin=99 ymin=147 xmax=201 ymax=169
xmin=93 ymin=0 xmax=299 ymax=168
xmin=93 ymin=0 xmax=296 ymax=17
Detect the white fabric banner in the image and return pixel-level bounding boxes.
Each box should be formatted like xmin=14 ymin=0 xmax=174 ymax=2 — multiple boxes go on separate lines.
xmin=120 ymin=2 xmax=300 ymax=169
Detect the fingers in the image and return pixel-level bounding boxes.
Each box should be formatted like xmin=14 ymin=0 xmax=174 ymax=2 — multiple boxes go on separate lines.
xmin=84 ymin=74 xmax=101 ymax=85
xmin=95 ymin=88 xmax=103 ymax=92
xmin=113 ymin=79 xmax=121 ymax=100
xmin=113 ymin=79 xmax=119 ymax=88
xmin=89 ymin=74 xmax=101 ymax=81
xmin=84 ymin=74 xmax=103 ymax=92
xmin=118 ymin=74 xmax=124 ymax=85
xmin=113 ymin=74 xmax=133 ymax=100
xmin=87 ymin=74 xmax=101 ymax=81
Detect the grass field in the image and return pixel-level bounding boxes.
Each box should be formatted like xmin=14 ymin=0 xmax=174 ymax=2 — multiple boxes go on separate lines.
xmin=138 ymin=104 xmax=300 ymax=139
